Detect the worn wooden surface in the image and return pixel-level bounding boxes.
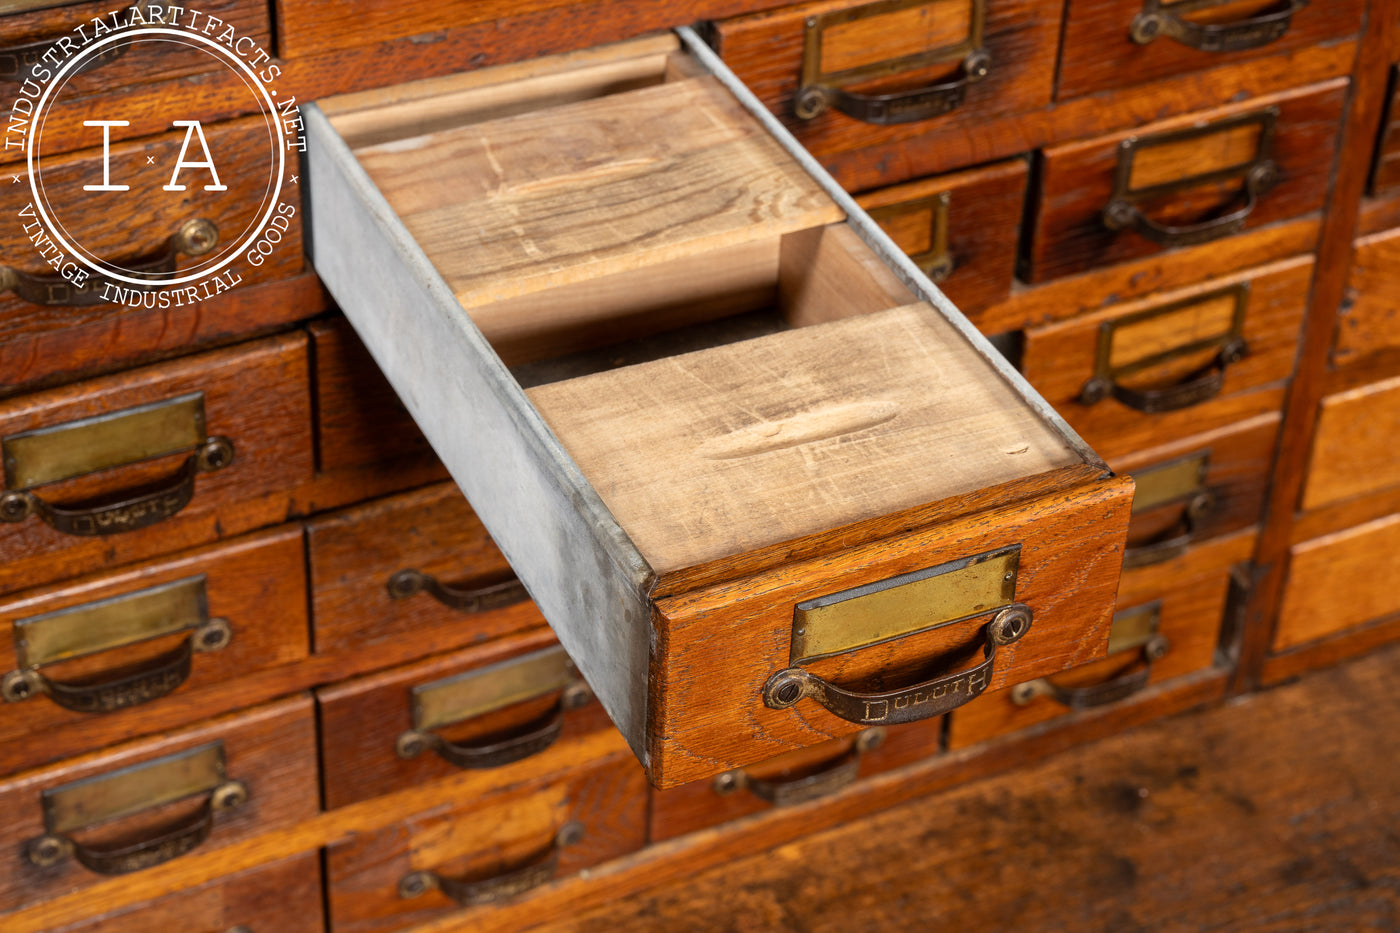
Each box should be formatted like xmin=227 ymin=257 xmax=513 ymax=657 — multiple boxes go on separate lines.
xmin=1275 ymin=511 xmax=1400 ymax=652
xmin=1301 ymin=374 xmax=1400 ymax=511
xmin=1336 ymin=226 xmax=1400 ymax=366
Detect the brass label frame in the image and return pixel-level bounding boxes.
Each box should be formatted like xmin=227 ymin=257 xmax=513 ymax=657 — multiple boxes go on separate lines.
xmin=1111 ymin=108 xmax=1279 ymax=206
xmin=3 ymin=392 xmax=206 ymax=490
xmin=1106 ymin=601 xmax=1163 ymax=656
xmin=1131 ymin=450 xmax=1210 ymax=514
xmin=789 ymin=544 xmax=1020 ymax=665
xmin=866 ymin=189 xmax=953 ymax=281
xmin=800 ymin=0 xmax=984 ymax=93
xmin=411 ymin=644 xmax=576 ymax=733
xmin=41 ymin=742 xmax=226 ymax=835
xmin=1090 ymin=282 xmax=1249 ymax=385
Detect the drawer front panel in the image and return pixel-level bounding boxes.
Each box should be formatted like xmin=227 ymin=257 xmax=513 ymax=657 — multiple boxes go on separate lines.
xmin=0 ymin=525 xmax=309 ymax=775
xmin=0 ymin=695 xmax=318 ymax=913
xmin=1024 ymin=81 xmax=1345 ymax=282
xmin=1275 ymin=512 xmax=1400 ymax=653
xmin=1058 ymin=0 xmax=1363 ymax=101
xmin=308 ymin=481 xmax=546 ymax=657
xmin=1335 ymin=228 xmax=1400 ymax=367
xmin=1301 ymin=374 xmax=1400 ymax=512
xmin=0 ymin=332 xmax=313 ymax=596
xmin=855 ymin=158 xmax=1028 ymax=316
xmin=947 ymin=530 xmax=1252 ymax=748
xmin=1370 ymin=65 xmax=1400 ymax=198
xmin=712 ymin=0 xmax=1061 ymax=159
xmin=1022 ymin=258 xmax=1308 ymax=457
xmin=325 ymin=737 xmax=647 ymax=933
xmin=317 ymin=630 xmax=616 ymax=809
xmin=50 ymin=850 xmax=324 ymax=933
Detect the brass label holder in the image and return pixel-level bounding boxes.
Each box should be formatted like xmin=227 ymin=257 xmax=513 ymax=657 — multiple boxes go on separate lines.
xmin=1124 ymin=449 xmax=1215 ymax=569
xmin=866 ymin=189 xmax=954 ymax=282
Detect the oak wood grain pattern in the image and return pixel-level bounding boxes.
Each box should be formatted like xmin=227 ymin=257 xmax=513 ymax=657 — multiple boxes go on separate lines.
xmin=347 ymin=75 xmax=842 ymax=315
xmin=1335 ymin=226 xmax=1400 ymax=366
xmin=712 ymin=0 xmax=1061 ymax=159
xmin=646 ymin=476 xmax=1134 ymax=787
xmin=1057 ymin=0 xmax=1364 ymax=100
xmin=1369 ymin=66 xmax=1400 ymax=195
xmin=325 ymin=743 xmax=648 ymax=933
xmin=1023 ymin=80 xmax=1347 ymax=282
xmin=316 ymin=627 xmax=621 ymax=809
xmin=1300 ymin=373 xmax=1400 ymax=511
xmin=1022 ymin=257 xmax=1309 ymax=458
xmin=0 ymin=525 xmax=307 ymax=776
xmin=946 ymin=529 xmax=1255 ymax=748
xmin=0 ymin=695 xmax=317 ymax=914
xmin=287 ymin=455 xmax=450 ymax=518
xmin=855 ymin=158 xmax=1029 ymax=315
xmin=0 ymin=332 xmax=313 ymax=597
xmin=1275 ymin=510 xmax=1400 ymax=652
xmin=49 ymin=850 xmax=323 ymax=933
xmin=307 ymin=481 xmax=546 ymax=657
xmin=528 ymin=303 xmax=1080 ymax=574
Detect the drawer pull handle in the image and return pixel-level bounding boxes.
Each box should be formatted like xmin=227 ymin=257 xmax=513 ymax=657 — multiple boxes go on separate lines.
xmin=0 ymin=35 xmax=128 ymax=86
xmin=0 ymin=218 xmax=219 ymax=308
xmin=1011 ymin=634 xmax=1170 ymax=710
xmin=713 ymin=727 xmax=885 ymax=806
xmin=396 ymin=680 xmax=593 ymax=769
xmin=1130 ymin=0 xmax=1306 ymax=52
xmin=1103 ymin=160 xmax=1276 ymax=248
xmin=763 ymin=604 xmax=1031 ymax=725
xmin=398 ymin=821 xmax=584 ymax=906
xmin=1123 ymin=488 xmax=1215 ymax=569
xmin=386 ymin=568 xmax=529 ymax=613
xmin=796 ymin=49 xmax=991 ymax=125
xmin=1079 ymin=337 xmax=1247 ymax=413
xmin=0 ymin=436 xmax=234 ymax=536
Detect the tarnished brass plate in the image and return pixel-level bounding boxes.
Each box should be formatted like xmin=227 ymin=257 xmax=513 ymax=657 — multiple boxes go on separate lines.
xmin=1100 ymin=284 xmax=1248 ymax=380
xmin=412 ymin=644 xmax=575 ymax=732
xmin=3 ymin=392 xmax=205 ymax=490
xmin=15 ymin=575 xmax=209 ymax=669
xmin=42 ymin=742 xmax=226 ymax=834
xmin=1131 ymin=451 xmax=1209 ymax=513
xmin=790 ymin=545 xmax=1020 ymax=665
xmin=1106 ymin=601 xmax=1163 ymax=655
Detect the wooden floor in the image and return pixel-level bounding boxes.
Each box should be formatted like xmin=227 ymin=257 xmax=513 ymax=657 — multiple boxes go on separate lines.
xmin=541 ymin=645 xmax=1400 ymax=933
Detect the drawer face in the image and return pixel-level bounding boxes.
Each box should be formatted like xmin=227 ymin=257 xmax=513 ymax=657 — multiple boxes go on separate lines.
xmin=51 ymin=850 xmax=324 ymax=933
xmin=317 ymin=630 xmax=615 ymax=809
xmin=0 ymin=332 xmax=313 ymax=597
xmin=1335 ymin=228 xmax=1400 ymax=367
xmin=0 ymin=525 xmax=309 ymax=775
xmin=1370 ymin=66 xmax=1400 ymax=198
xmin=307 ymin=482 xmax=545 ymax=657
xmin=1301 ymin=375 xmax=1400 ymax=512
xmin=1057 ymin=0 xmax=1363 ymax=101
xmin=1023 ymin=82 xmax=1345 ymax=282
xmin=0 ymin=696 xmax=317 ymax=913
xmin=711 ymin=0 xmax=1061 ymax=159
xmin=855 ymin=158 xmax=1028 ymax=316
xmin=1275 ymin=512 xmax=1400 ymax=653
xmin=325 ymin=738 xmax=647 ymax=933
xmin=1022 ymin=258 xmax=1308 ymax=458
xmin=947 ymin=530 xmax=1252 ymax=748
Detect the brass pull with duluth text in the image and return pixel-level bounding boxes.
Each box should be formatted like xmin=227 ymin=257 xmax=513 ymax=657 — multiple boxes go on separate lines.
xmin=1130 ymin=0 xmax=1306 ymax=52
xmin=398 ymin=822 xmax=584 ymax=906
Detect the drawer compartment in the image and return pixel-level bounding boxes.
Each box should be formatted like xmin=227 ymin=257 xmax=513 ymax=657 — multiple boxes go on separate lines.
xmin=0 ymin=695 xmax=317 ymax=913
xmin=306 ymin=32 xmax=1131 ymax=787
xmin=0 ymin=333 xmax=313 ymax=596
xmin=0 ymin=525 xmax=309 ymax=776
xmin=317 ymin=631 xmax=613 ymax=808
xmin=1274 ymin=512 xmax=1400 ymax=652
xmin=308 ymin=481 xmax=545 ymax=657
xmin=1022 ymin=81 xmax=1345 ymax=282
xmin=1301 ymin=374 xmax=1400 ymax=512
xmin=1335 ymin=228 xmax=1400 ymax=367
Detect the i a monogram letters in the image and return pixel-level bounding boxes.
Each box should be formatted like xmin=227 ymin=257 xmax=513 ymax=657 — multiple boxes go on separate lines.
xmin=81 ymin=120 xmax=227 ymax=193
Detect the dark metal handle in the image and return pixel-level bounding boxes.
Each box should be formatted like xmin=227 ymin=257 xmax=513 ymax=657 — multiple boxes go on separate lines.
xmin=25 ymin=780 xmax=247 ymax=875
xmin=712 ymin=727 xmax=885 ymax=806
xmin=1079 ymin=337 xmax=1247 ymax=413
xmin=1011 ymin=634 xmax=1170 ymax=710
xmin=0 ymin=436 xmax=234 ymax=536
xmin=0 ymin=219 xmax=219 ymax=308
xmin=1123 ymin=489 xmax=1215 ymax=569
xmin=795 ymin=49 xmax=990 ymax=125
xmin=0 ymin=35 xmax=128 ymax=86
xmin=1131 ymin=0 xmax=1305 ymax=52
xmin=395 ymin=682 xmax=592 ymax=769
xmin=1103 ymin=161 xmax=1277 ymax=248
xmin=387 ymin=568 xmax=529 ymax=613
xmin=2 ymin=617 xmax=232 ymax=713
xmin=398 ymin=822 xmax=584 ymax=906
xmin=763 ymin=604 xmax=1032 ymax=725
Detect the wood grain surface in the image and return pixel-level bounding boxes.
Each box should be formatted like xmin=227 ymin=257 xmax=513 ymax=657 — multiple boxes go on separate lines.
xmin=1335 ymin=226 xmax=1400 ymax=366
xmin=1301 ymin=373 xmax=1400 ymax=511
xmin=1275 ymin=510 xmax=1400 ymax=652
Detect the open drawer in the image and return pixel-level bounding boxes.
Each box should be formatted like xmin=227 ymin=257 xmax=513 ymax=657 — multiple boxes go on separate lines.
xmin=304 ymin=30 xmax=1132 ymax=788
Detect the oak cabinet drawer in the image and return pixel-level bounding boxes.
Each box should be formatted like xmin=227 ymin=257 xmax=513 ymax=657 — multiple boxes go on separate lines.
xmin=1335 ymin=228 xmax=1400 ymax=367
xmin=317 ymin=631 xmax=613 ymax=809
xmin=0 ymin=525 xmax=309 ymax=776
xmin=1022 ymin=81 xmax=1345 ymax=282
xmin=0 ymin=695 xmax=318 ymax=914
xmin=307 ymin=481 xmax=545 ymax=657
xmin=325 ymin=731 xmax=647 ymax=933
xmin=855 ymin=158 xmax=1028 ymax=317
xmin=1057 ymin=0 xmax=1362 ymax=101
xmin=306 ymin=32 xmax=1131 ymax=788
xmin=1275 ymin=512 xmax=1400 ymax=653
xmin=0 ymin=332 xmax=313 ymax=597
xmin=1301 ymin=374 xmax=1400 ymax=512
xmin=1021 ymin=257 xmax=1308 ymax=458
xmin=1369 ymin=65 xmax=1400 ymax=198
xmin=708 ymin=0 xmax=1062 ymax=160
xmin=49 ymin=850 xmax=324 ymax=933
